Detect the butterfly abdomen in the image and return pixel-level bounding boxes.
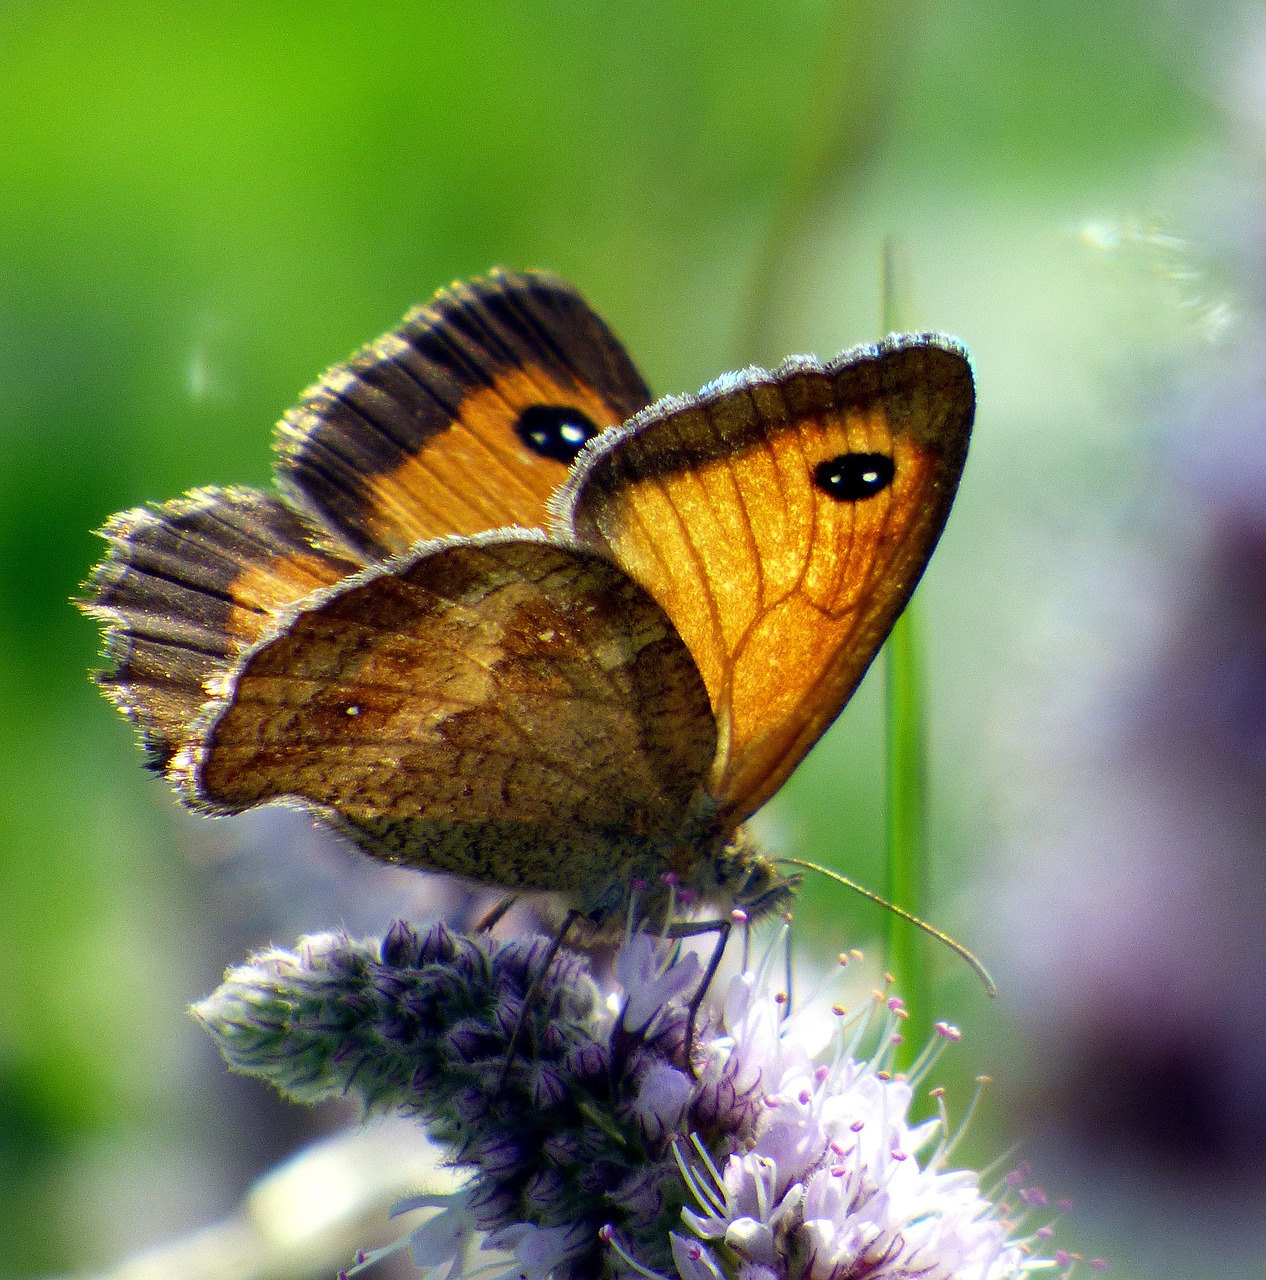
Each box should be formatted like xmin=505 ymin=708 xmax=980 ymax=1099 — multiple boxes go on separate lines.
xmin=82 ymin=487 xmax=356 ymax=771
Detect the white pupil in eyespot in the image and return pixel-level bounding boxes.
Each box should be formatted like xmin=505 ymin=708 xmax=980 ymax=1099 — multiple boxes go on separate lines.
xmin=560 ymin=422 xmax=587 ymax=444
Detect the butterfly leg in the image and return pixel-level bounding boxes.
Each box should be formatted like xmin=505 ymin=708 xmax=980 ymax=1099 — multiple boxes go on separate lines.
xmin=665 ymin=917 xmax=732 ymax=1078
xmin=497 ymin=907 xmax=583 ymax=1093
xmin=472 ymin=893 xmax=519 ymax=934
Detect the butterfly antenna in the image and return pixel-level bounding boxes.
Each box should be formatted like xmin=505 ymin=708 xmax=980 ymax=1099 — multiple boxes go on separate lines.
xmin=774 ymin=857 xmax=997 ymax=997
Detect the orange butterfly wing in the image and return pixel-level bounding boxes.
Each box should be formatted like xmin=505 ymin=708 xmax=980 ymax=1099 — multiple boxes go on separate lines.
xmin=558 ymin=336 xmax=974 ymax=826
xmin=276 ymin=268 xmax=652 ymax=559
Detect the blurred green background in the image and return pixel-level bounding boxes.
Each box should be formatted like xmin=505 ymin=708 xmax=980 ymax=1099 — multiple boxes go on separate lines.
xmin=3 ymin=1 xmax=1262 ymax=1277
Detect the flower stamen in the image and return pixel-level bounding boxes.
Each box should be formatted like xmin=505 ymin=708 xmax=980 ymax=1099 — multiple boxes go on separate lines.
xmin=601 ymin=1224 xmax=672 ymax=1280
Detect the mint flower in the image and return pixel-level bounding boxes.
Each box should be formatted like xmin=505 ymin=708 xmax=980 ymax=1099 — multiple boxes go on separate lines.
xmin=669 ymin=975 xmax=1081 ymax=1280
xmin=193 ymin=924 xmax=1089 ymax=1280
xmin=194 ymin=922 xmax=691 ymax=1279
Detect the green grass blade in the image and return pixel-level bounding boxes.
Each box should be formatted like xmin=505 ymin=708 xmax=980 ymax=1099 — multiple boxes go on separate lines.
xmin=881 ymin=238 xmax=930 ymax=1066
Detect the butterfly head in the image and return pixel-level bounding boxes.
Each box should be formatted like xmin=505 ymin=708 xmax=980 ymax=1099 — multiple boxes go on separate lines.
xmin=565 ymin=822 xmax=798 ymax=935
xmin=718 ymin=829 xmax=802 ymax=924
xmin=657 ymin=824 xmax=799 ymax=929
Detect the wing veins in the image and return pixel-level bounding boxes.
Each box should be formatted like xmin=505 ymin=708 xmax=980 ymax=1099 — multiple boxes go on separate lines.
xmin=230 ymin=662 xmax=648 ymax=713
xmin=390 ymin=430 xmax=544 ymax=528
xmin=500 ymin=285 xmax=596 ymax=389
xmin=322 ymin=386 xmax=509 ymax=532
xmin=283 ymin=430 xmax=461 ymax=540
xmin=426 ymin=416 xmax=555 ymax=508
xmin=727 ymin=464 xmax=945 ymax=809
xmin=367 ymin=349 xmax=554 ymax=509
xmin=196 ymin=495 xmax=328 ymax=565
xmin=105 ymin=560 xmax=238 ymax=609
xmin=215 ymin=738 xmax=601 ymax=795
xmin=429 ymin=626 xmax=649 ymax=793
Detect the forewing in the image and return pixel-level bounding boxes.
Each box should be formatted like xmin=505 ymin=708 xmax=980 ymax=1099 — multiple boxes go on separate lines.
xmin=177 ymin=536 xmax=717 ymax=892
xmin=275 ymin=269 xmax=653 ymax=561
xmin=558 ymin=336 xmax=973 ymax=826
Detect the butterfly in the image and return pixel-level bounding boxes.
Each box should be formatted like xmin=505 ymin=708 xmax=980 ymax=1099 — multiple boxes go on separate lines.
xmin=82 ymin=269 xmax=974 ymax=933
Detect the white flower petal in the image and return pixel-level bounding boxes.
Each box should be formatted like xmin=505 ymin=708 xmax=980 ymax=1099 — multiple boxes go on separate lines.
xmin=478 ymin=1222 xmax=580 ymax=1280
xmin=406 ymin=1199 xmax=475 ymax=1269
xmin=617 ymin=935 xmax=700 ymax=1032
xmin=724 ymin=1215 xmax=776 ymax=1266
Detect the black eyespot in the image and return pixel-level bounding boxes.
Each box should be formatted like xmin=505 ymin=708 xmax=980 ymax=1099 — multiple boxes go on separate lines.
xmin=515 ymin=405 xmax=601 ymax=463
xmin=813 ymin=452 xmax=895 ymax=501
